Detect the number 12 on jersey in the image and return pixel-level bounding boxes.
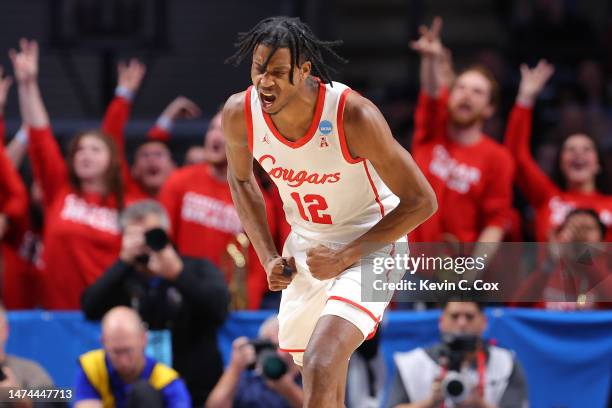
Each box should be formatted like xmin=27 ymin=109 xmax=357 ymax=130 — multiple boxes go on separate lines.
xmin=290 ymin=192 xmax=332 ymax=224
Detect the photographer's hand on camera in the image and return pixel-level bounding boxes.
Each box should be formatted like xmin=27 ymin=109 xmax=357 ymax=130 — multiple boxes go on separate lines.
xmin=265 ymin=255 xmax=296 ymax=291
xmin=120 ymin=226 xmax=183 ymax=280
xmin=456 ymin=389 xmax=495 ymax=408
xmin=423 ymin=376 xmax=444 ymax=408
xmin=119 ymin=225 xmax=146 ymax=264
xmin=147 ymin=245 xmax=183 ymax=281
xmin=264 ymin=354 xmax=302 ymax=408
xmin=229 ymin=337 xmax=256 ymax=373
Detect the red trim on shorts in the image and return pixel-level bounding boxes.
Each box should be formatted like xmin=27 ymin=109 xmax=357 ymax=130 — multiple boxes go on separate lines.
xmin=337 ymin=88 xmax=362 ymax=164
xmin=362 ymin=161 xmax=385 ymax=217
xmin=244 ymin=86 xmax=254 ymax=153
xmin=366 ymin=321 xmax=380 ymax=340
xmin=279 ymin=347 xmax=306 ymax=353
xmin=327 ymin=295 xmax=379 ymax=323
xmin=262 ymin=82 xmax=326 ymax=149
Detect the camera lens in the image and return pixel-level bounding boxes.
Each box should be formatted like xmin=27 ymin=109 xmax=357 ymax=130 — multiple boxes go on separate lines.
xmin=446 ymin=378 xmax=464 ymax=397
xmin=259 ymin=350 xmax=287 ymax=380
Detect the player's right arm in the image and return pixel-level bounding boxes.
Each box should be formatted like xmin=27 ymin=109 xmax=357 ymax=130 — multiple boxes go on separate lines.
xmin=223 ymin=92 xmax=295 ymax=291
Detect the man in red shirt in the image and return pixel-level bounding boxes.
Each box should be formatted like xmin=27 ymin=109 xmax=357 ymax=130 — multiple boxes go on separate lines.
xmin=410 ymin=17 xmax=515 ymax=244
xmin=159 ymin=110 xmax=282 ymax=309
xmin=102 ymin=59 xmax=202 ymax=197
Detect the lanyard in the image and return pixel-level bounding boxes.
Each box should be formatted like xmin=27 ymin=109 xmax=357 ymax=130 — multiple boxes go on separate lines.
xmin=439 ymin=349 xmax=486 ymax=408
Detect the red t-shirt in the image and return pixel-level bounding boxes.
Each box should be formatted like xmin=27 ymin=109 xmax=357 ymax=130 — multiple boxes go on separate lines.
xmin=28 ymin=127 xmax=141 ymax=309
xmin=159 ymin=164 xmax=280 ymax=309
xmin=410 ymin=90 xmax=515 ymax=242
xmin=504 ymin=105 xmax=612 ymax=241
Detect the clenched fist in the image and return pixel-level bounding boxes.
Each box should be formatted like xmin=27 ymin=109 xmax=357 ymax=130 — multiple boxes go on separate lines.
xmin=265 ymin=256 xmax=296 ymax=291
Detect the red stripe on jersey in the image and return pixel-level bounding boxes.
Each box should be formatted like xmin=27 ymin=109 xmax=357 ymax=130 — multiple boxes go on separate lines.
xmin=337 ymin=88 xmax=362 ymax=164
xmin=262 ymin=82 xmax=326 ymax=149
xmin=279 ymin=347 xmax=306 ymax=352
xmin=362 ymin=161 xmax=385 ymax=217
xmin=245 ymin=86 xmax=254 ymax=153
xmin=327 ymin=295 xmax=379 ymax=323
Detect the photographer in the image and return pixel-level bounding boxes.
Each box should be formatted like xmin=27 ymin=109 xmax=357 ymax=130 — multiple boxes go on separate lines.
xmin=387 ymin=302 xmax=528 ymax=408
xmin=205 ymin=315 xmax=303 ymax=408
xmin=81 ymin=200 xmax=229 ymax=407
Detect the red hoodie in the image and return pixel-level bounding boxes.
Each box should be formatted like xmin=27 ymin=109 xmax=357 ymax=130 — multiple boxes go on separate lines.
xmin=28 ymin=126 xmax=141 ymax=309
xmin=410 ymin=90 xmax=515 ymax=242
xmin=504 ymin=104 xmax=612 ymax=241
xmin=0 ymin=116 xmax=36 ymax=308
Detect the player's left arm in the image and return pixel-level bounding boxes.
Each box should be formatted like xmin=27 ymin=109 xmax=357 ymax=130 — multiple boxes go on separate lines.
xmin=307 ymin=92 xmax=437 ymax=279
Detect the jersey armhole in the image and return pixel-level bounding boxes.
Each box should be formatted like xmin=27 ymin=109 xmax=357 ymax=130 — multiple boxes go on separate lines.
xmin=244 ymin=86 xmax=254 ymax=153
xmin=337 ymin=88 xmax=363 ymax=164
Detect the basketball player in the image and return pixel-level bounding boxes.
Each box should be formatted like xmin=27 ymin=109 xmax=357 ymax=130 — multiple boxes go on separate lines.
xmin=223 ymin=17 xmax=437 ymax=407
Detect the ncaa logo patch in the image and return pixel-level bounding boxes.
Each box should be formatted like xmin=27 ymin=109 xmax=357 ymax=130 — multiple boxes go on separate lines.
xmin=319 ymin=120 xmax=333 ymax=135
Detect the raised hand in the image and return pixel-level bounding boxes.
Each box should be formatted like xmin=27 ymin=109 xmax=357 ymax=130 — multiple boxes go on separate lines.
xmin=0 ymin=66 xmax=13 ymax=114
xmin=517 ymin=59 xmax=555 ymax=107
xmin=9 ymin=38 xmax=39 ymax=84
xmin=160 ymin=96 xmax=202 ymax=121
xmin=410 ymin=16 xmax=444 ymax=59
xmin=117 ymin=58 xmax=146 ymax=94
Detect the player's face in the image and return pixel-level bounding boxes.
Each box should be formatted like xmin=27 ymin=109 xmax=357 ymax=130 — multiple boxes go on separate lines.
xmin=73 ymin=134 xmax=111 ymax=182
xmin=132 ymin=142 xmax=175 ymax=193
xmin=251 ymin=44 xmax=305 ymax=115
xmin=439 ymin=302 xmax=486 ymax=336
xmin=204 ymin=112 xmax=226 ymax=165
xmin=560 ymin=134 xmax=599 ymax=187
xmin=448 ymin=71 xmax=494 ymax=127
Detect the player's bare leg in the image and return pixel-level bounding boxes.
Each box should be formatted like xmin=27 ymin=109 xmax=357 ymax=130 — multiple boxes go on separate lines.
xmin=302 ymin=315 xmax=363 ymax=407
xmin=335 ymin=357 xmax=349 ymax=408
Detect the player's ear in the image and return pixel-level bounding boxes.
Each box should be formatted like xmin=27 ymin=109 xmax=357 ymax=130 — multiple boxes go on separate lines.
xmin=300 ymin=60 xmax=312 ymax=79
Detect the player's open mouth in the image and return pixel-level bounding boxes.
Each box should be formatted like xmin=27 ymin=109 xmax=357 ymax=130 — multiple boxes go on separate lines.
xmin=260 ymin=92 xmax=276 ymax=109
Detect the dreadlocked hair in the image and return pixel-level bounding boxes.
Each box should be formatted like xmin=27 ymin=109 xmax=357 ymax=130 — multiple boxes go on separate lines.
xmin=225 ymin=16 xmax=347 ymax=85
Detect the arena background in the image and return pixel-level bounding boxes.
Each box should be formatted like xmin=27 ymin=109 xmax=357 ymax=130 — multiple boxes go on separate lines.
xmin=0 ymin=1 xmax=611 ymax=407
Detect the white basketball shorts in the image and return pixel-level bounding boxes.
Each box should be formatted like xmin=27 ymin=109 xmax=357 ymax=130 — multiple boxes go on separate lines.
xmin=277 ymin=230 xmax=406 ymax=366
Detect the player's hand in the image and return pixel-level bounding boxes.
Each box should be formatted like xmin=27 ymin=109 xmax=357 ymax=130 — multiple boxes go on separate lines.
xmin=9 ymin=38 xmax=39 ymax=84
xmin=160 ymin=96 xmax=202 ymax=121
xmin=265 ymin=255 xmax=296 ymax=291
xmin=117 ymin=58 xmax=146 ymax=93
xmin=306 ymin=245 xmax=346 ymax=281
xmin=410 ymin=16 xmax=444 ymax=59
xmin=517 ymin=59 xmax=554 ymax=107
xmin=0 ymin=66 xmax=13 ymax=114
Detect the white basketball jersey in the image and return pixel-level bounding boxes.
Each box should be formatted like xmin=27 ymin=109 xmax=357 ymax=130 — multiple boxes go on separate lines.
xmin=246 ymin=81 xmax=400 ymax=244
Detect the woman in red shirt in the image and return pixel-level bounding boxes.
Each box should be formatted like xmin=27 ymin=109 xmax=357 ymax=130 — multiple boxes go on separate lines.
xmin=505 ymin=60 xmax=612 ymax=241
xmin=11 ymin=39 xmax=135 ymax=309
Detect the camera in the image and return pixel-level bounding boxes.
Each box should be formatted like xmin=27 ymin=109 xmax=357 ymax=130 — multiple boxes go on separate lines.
xmin=134 ymin=228 xmax=170 ymax=266
xmin=440 ymin=333 xmax=479 ymax=403
xmin=247 ymin=339 xmax=287 ymax=380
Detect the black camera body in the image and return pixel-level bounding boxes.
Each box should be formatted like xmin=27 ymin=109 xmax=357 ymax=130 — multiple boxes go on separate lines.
xmin=134 ymin=228 xmax=170 ymax=266
xmin=248 ymin=338 xmax=288 ymax=380
xmin=440 ymin=333 xmax=480 ymax=403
